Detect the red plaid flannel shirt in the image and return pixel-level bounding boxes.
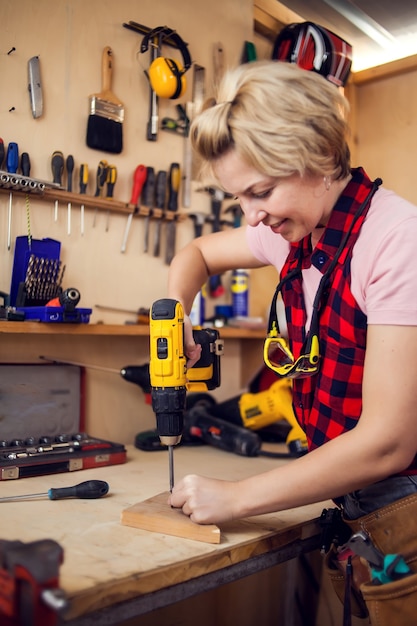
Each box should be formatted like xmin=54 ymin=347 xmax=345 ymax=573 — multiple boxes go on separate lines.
xmin=281 ymin=168 xmax=417 ymax=475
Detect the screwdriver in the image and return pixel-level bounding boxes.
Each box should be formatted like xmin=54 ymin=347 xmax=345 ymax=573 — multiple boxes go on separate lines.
xmin=121 ymin=164 xmax=147 ymax=253
xmin=0 ymin=480 xmax=109 ymax=503
xmin=51 ymin=150 xmax=64 ymax=221
xmin=141 ymin=166 xmax=156 ymax=253
xmin=0 ymin=138 xmax=5 ymax=169
xmin=79 ymin=163 xmax=88 ymax=236
xmin=153 ymin=170 xmax=167 ymax=257
xmin=105 ymin=164 xmax=117 ymax=231
xmin=165 ymin=162 xmax=181 ymax=264
xmin=20 ymin=152 xmax=32 ymax=247
xmin=6 ymin=142 xmax=19 ymax=250
xmin=66 ymin=154 xmax=74 ymax=235
xmin=93 ymin=159 xmax=108 ymax=227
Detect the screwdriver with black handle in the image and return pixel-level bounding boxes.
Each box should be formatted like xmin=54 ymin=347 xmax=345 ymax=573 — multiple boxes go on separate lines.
xmin=0 ymin=480 xmax=109 ymax=503
xmin=79 ymin=163 xmax=88 ymax=236
xmin=20 ymin=152 xmax=31 ymax=177
xmin=93 ymin=159 xmax=108 ymax=227
xmin=105 ymin=164 xmax=117 ymax=231
xmin=153 ymin=170 xmax=167 ymax=257
xmin=51 ymin=150 xmax=64 ymax=221
xmin=141 ymin=166 xmax=155 ymax=253
xmin=0 ymin=138 xmax=5 ymax=169
xmin=165 ymin=162 xmax=181 ymax=265
xmin=66 ymin=154 xmax=74 ymax=235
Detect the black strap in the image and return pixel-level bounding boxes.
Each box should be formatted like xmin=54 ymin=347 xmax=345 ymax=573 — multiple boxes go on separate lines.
xmin=343 ymin=556 xmax=352 ymax=626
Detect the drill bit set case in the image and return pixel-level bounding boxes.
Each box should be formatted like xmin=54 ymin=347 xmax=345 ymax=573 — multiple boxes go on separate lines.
xmin=0 ymin=364 xmax=127 ymax=480
xmin=9 ymin=236 xmax=92 ymax=323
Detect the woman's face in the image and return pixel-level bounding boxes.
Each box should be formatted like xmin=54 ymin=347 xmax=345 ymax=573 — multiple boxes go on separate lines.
xmin=213 ymin=150 xmax=335 ymax=243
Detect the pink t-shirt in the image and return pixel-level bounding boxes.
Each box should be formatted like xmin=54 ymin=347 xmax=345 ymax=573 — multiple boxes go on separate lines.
xmin=246 ymin=187 xmax=417 ymax=327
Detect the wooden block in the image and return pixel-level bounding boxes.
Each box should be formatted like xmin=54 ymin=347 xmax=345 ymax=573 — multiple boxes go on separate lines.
xmin=121 ymin=492 xmax=221 ymax=544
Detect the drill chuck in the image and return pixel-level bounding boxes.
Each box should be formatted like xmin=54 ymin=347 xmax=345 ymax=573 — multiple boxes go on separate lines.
xmin=59 ymin=287 xmax=80 ymax=311
xmin=151 ymin=386 xmax=186 ymax=446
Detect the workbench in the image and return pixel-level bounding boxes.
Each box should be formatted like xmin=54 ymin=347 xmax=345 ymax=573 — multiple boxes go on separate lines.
xmin=1 ymin=445 xmax=331 ymax=625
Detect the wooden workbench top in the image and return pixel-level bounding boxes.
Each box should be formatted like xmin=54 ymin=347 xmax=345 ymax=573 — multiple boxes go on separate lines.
xmin=0 ymin=445 xmax=330 ymax=621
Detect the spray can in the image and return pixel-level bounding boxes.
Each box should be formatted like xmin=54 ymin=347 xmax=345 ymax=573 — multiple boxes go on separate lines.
xmin=189 ymin=285 xmax=206 ymax=326
xmin=231 ymin=269 xmax=249 ymax=317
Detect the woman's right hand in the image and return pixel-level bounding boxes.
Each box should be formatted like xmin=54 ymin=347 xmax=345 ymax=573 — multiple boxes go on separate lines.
xmin=183 ymin=314 xmax=202 ymax=368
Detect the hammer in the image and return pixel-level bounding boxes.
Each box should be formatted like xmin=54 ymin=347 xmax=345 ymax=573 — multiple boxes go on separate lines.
xmin=189 ymin=212 xmax=207 ymax=238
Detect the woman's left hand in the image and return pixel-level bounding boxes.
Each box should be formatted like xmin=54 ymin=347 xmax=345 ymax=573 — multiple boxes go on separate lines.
xmin=168 ymin=474 xmax=239 ymax=525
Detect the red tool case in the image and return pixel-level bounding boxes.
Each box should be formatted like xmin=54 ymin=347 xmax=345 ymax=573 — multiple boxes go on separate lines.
xmin=0 ymin=364 xmax=127 ymax=480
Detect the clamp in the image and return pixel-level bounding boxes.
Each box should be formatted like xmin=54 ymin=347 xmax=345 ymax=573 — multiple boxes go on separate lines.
xmin=0 ymin=538 xmax=67 ymax=626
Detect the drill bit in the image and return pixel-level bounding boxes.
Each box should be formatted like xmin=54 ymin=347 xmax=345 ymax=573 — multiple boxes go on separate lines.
xmin=168 ymin=445 xmax=175 ymax=492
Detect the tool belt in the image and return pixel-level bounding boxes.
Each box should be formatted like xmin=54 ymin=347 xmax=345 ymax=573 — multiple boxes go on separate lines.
xmin=323 ymin=492 xmax=417 ymax=626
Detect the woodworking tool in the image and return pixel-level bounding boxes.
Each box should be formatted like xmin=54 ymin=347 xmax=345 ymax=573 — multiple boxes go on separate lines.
xmin=347 ymin=531 xmax=412 ymax=584
xmin=121 ymin=164 xmax=147 ymax=253
xmin=79 ymin=163 xmax=88 ymax=235
xmin=0 ymin=138 xmax=5 ymax=170
xmin=153 ymin=170 xmax=167 ymax=256
xmin=6 ymin=142 xmax=19 ymax=250
xmin=189 ymin=212 xmax=207 ymax=238
xmin=28 ymin=54 xmax=44 ymax=118
xmin=141 ymin=166 xmax=155 ymax=252
xmin=0 ymin=480 xmax=109 ymax=502
xmin=0 ymin=538 xmax=66 ymax=626
xmin=21 ymin=152 xmax=32 ymax=247
xmin=182 ymin=64 xmax=205 ymax=207
xmin=66 ymin=154 xmax=74 ymax=234
xmin=165 ymin=162 xmax=181 ymax=265
xmin=105 ymin=164 xmax=117 ymax=231
xmin=95 ymin=303 xmax=149 ymax=323
xmin=149 ymin=299 xmax=223 ymax=491
xmin=93 ymin=159 xmax=108 ymax=226
xmin=51 ymin=151 xmax=64 ymax=221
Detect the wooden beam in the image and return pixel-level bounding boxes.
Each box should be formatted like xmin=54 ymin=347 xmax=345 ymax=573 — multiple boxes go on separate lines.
xmin=352 ymin=53 xmax=417 ymax=85
xmin=254 ymin=0 xmax=303 ymax=41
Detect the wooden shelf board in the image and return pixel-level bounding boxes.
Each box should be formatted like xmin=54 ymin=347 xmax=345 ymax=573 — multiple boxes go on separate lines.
xmin=0 ymin=321 xmax=265 ymax=338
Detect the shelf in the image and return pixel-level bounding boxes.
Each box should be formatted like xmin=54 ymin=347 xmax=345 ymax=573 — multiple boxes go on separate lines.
xmin=0 ymin=321 xmax=266 ymax=338
xmin=0 ymin=183 xmax=184 ymax=221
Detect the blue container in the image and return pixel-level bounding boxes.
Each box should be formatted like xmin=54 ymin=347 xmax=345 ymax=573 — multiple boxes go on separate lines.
xmin=231 ymin=269 xmax=249 ymax=317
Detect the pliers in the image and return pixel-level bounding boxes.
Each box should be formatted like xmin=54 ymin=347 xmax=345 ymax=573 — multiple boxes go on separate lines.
xmin=347 ymin=530 xmax=412 ymax=584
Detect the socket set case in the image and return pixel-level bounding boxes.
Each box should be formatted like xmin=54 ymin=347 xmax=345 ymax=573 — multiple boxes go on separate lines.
xmin=0 ymin=364 xmax=127 ymax=480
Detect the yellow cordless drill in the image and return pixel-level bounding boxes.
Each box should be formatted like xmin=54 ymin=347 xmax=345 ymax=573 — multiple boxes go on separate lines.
xmin=202 ymin=378 xmax=307 ymax=456
xmin=149 ymin=298 xmax=223 ymax=491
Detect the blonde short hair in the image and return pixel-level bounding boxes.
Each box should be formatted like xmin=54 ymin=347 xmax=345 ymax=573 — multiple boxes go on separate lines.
xmin=191 ymin=60 xmax=351 ymax=185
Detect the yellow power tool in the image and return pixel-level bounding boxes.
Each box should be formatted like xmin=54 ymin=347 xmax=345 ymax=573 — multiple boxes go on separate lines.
xmin=149 ymin=298 xmax=223 ymax=490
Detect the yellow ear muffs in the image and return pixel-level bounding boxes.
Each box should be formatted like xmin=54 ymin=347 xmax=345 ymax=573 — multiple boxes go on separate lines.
xmin=148 ymin=57 xmax=187 ymax=99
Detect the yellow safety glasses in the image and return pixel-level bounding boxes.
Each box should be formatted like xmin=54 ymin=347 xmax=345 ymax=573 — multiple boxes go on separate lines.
xmin=263 ymin=178 xmax=382 ymax=379
xmin=263 ymin=320 xmax=320 ymax=379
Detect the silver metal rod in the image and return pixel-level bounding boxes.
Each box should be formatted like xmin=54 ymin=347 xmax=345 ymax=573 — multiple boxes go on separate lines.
xmin=39 ymin=355 xmax=120 ymax=374
xmin=0 ymin=492 xmax=47 ymax=503
xmin=168 ymin=445 xmax=174 ymax=493
xmin=7 ymin=191 xmax=12 ymax=250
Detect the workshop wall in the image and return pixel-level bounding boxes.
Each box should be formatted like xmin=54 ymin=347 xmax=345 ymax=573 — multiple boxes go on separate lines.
xmin=0 ymin=0 xmax=262 ymax=324
xmin=350 ymin=65 xmax=417 ymax=205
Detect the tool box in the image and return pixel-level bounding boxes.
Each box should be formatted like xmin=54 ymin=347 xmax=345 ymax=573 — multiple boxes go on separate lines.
xmin=0 ymin=364 xmax=127 ymax=480
xmin=9 ymin=236 xmax=92 ymax=323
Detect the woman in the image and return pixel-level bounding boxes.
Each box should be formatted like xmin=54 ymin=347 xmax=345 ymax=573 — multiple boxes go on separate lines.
xmin=167 ymin=60 xmax=417 ymax=623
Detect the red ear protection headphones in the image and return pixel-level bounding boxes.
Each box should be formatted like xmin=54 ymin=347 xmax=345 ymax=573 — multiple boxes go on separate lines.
xmin=141 ymin=26 xmax=192 ymax=99
xmin=272 ymin=22 xmax=352 ymax=87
